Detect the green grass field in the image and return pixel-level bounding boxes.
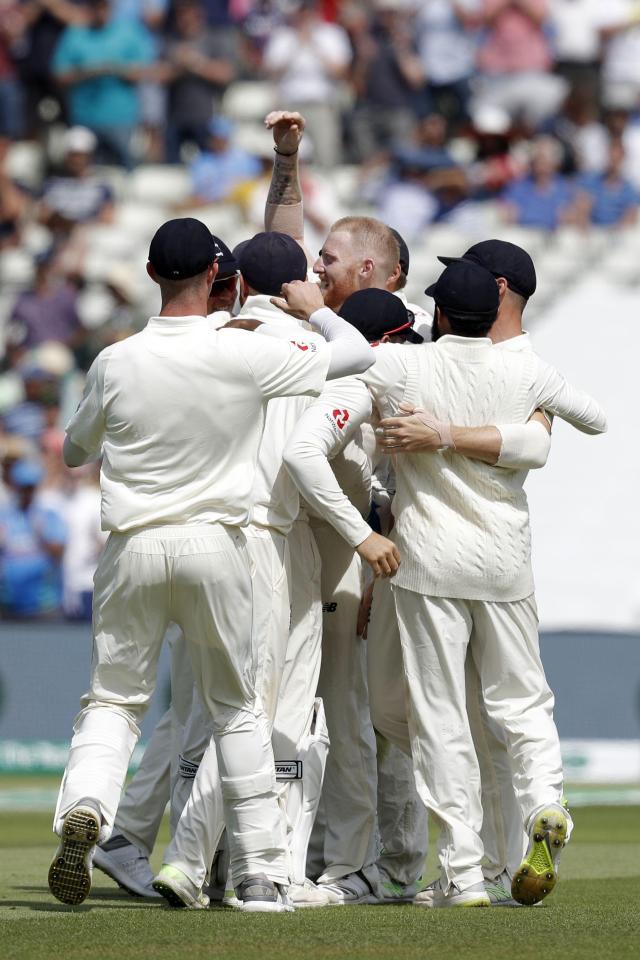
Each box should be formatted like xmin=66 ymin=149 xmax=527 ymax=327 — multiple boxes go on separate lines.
xmin=1 ymin=782 xmax=639 ymax=960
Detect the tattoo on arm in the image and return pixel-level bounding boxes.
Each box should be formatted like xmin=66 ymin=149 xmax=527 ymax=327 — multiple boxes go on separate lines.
xmin=267 ymin=152 xmax=301 ymax=206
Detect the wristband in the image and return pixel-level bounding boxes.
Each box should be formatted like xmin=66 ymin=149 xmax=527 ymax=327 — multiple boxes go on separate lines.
xmin=274 ymin=147 xmax=298 ymax=157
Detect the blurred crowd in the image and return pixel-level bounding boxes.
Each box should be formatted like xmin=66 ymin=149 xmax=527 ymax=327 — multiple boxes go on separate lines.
xmin=2 ymin=0 xmax=640 ymax=618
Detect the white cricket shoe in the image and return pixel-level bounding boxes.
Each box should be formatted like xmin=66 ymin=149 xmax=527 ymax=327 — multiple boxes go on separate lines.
xmin=152 ymin=864 xmax=210 ymax=909
xmin=318 ymin=870 xmax=379 ymax=905
xmin=288 ymin=879 xmax=331 ymax=908
xmin=235 ymin=874 xmax=294 ymax=913
xmin=93 ymin=834 xmax=161 ymax=899
xmin=484 ymin=871 xmax=523 ymax=907
xmin=413 ymin=878 xmax=490 ymax=908
xmin=376 ymin=867 xmax=421 ymax=904
xmin=48 ymin=802 xmax=100 ymax=905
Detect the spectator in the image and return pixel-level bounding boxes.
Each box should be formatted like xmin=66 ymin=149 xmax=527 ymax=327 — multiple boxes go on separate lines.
xmin=378 ymin=149 xmax=469 ymax=240
xmin=0 ymin=2 xmax=25 ymax=138
xmin=349 ymin=1 xmax=423 ymax=160
xmin=467 ymin=103 xmax=527 ymax=197
xmin=474 ymin=0 xmax=568 ymax=129
xmin=576 ymin=138 xmax=638 ymax=228
xmin=598 ymin=2 xmax=640 ymax=113
xmin=0 ymin=136 xmax=29 ymax=249
xmin=500 ymin=134 xmax=578 ymax=227
xmin=553 ymin=86 xmax=609 ymax=175
xmin=549 ymin=0 xmax=602 ymax=93
xmin=13 ymin=0 xmax=88 ymax=136
xmin=184 ymin=116 xmax=261 ymax=204
xmin=264 ymin=0 xmax=352 ymax=167
xmin=39 ymin=126 xmax=115 ymax=237
xmin=8 ymin=250 xmax=81 ymax=351
xmin=53 ymin=0 xmax=155 ymax=168
xmin=416 ymin=0 xmax=481 ymax=125
xmin=0 ymin=458 xmax=67 ymax=619
xmin=163 ymin=0 xmax=238 ymax=163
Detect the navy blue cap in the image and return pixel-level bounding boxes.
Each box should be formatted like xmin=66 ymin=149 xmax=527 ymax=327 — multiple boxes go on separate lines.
xmin=438 ymin=239 xmax=536 ymax=300
xmin=149 ymin=218 xmax=218 ymax=281
xmin=211 ymin=234 xmax=238 ymax=279
xmin=237 ymin=232 xmax=307 ymax=296
xmin=339 ymin=289 xmax=422 ymax=343
xmin=390 ymin=228 xmax=410 ymax=276
xmin=425 ymin=260 xmax=499 ymax=317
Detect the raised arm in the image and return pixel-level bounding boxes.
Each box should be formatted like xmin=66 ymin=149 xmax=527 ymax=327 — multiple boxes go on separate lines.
xmin=263 ymin=110 xmax=312 ymax=263
xmin=283 ymin=385 xmax=400 ymax=577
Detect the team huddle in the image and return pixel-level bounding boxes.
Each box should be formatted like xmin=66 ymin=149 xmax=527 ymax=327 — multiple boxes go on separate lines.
xmin=48 ymin=112 xmax=607 ymax=913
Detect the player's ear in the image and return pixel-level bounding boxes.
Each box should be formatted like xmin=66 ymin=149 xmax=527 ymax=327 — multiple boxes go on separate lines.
xmin=360 ymin=257 xmax=375 ymax=280
xmin=496 ymin=277 xmax=508 ymax=301
xmin=146 ymin=261 xmax=157 ymax=283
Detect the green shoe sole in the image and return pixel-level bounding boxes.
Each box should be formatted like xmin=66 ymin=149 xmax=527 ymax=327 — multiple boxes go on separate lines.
xmin=48 ymin=807 xmax=99 ymax=905
xmin=512 ymin=807 xmax=568 ymax=906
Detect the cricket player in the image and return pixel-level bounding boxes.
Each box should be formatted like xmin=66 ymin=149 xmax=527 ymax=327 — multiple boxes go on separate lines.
xmin=264 ymin=109 xmax=432 ymax=903
xmin=92 ymin=237 xmax=244 ymax=900
xmin=282 ymin=259 xmax=606 ymax=907
xmin=151 ymin=230 xmax=341 ymax=910
xmin=373 ymin=239 xmax=556 ymax=905
xmin=48 ymin=217 xmax=374 ymax=911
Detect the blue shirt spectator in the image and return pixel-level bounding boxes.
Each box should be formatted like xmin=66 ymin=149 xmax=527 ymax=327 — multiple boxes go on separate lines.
xmin=188 ymin=117 xmax=261 ymax=203
xmin=576 ymin=140 xmax=639 ymax=227
xmin=0 ymin=460 xmax=67 ymax=618
xmin=501 ymin=135 xmax=577 ymax=229
xmin=53 ymin=0 xmax=154 ymax=167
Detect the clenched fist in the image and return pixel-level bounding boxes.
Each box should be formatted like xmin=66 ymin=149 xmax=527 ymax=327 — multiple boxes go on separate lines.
xmin=264 ymin=110 xmax=306 ymax=156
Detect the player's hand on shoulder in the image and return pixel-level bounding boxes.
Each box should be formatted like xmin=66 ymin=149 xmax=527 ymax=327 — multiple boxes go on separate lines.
xmin=264 ymin=110 xmax=306 ymax=155
xmin=271 ymin=280 xmax=325 ymax=321
xmin=356 ymin=531 xmax=400 ymax=579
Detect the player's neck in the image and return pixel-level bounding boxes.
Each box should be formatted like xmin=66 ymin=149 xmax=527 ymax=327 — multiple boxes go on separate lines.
xmin=159 ymin=295 xmax=208 ymax=318
xmin=489 ymin=309 xmax=523 ymax=345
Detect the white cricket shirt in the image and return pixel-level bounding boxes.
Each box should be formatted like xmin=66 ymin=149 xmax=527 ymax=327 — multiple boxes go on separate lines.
xmin=66 ymin=314 xmax=330 ymax=532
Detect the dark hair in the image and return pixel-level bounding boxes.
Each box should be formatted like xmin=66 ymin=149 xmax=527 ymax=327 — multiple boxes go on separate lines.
xmin=444 ymin=308 xmax=496 ymax=338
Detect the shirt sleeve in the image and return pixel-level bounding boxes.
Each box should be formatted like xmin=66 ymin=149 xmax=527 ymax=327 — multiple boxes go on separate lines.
xmin=53 ymin=29 xmax=79 ymax=73
xmin=496 ymin=420 xmax=551 ymax=470
xmin=239 ymin=332 xmax=331 ymax=400
xmin=532 ymin=356 xmax=607 ymax=435
xmin=359 ymin=343 xmax=408 ymax=417
xmin=65 ymin=354 xmax=107 ymax=457
xmin=283 ymin=379 xmax=374 ymax=547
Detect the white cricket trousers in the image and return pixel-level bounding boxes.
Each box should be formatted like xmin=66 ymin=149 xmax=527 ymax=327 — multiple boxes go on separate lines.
xmin=393 ymin=587 xmax=564 ymax=891
xmin=162 ymin=525 xmax=290 ymax=887
xmin=309 ymin=518 xmax=378 ymax=884
xmin=114 ymin=625 xmax=193 ymax=855
xmin=366 ymin=577 xmax=429 ymax=887
xmin=367 ymin=576 xmax=524 ymax=883
xmin=53 ymin=523 xmax=288 ymax=885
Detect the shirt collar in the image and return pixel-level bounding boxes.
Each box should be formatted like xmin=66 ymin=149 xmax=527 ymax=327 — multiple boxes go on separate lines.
xmin=146 ymin=314 xmax=208 ymax=332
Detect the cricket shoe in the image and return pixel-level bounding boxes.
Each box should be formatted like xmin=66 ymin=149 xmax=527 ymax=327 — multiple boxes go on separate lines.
xmin=376 ymin=867 xmax=421 ymax=904
xmin=287 ymin=879 xmax=331 ymax=909
xmin=511 ymin=802 xmax=569 ymax=906
xmin=152 ymin=864 xmax=210 ymax=909
xmin=318 ymin=870 xmax=380 ymax=905
xmin=48 ymin=801 xmax=100 ymax=905
xmin=413 ymin=878 xmax=490 ymax=908
xmin=93 ymin=834 xmax=161 ymax=899
xmin=484 ymin=871 xmax=524 ymax=907
xmin=235 ymin=874 xmax=294 ymax=913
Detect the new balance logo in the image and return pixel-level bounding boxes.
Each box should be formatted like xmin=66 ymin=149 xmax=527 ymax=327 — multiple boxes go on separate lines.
xmin=322 ymin=602 xmax=337 ymax=613
xmin=275 ymin=760 xmax=303 ymax=781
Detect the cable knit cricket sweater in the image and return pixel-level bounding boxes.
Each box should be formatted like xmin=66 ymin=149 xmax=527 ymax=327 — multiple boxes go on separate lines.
xmin=367 ymin=336 xmax=543 ymax=602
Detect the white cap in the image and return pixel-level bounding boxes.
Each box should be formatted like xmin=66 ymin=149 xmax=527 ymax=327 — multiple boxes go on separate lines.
xmin=63 ymin=126 xmax=97 ymax=155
